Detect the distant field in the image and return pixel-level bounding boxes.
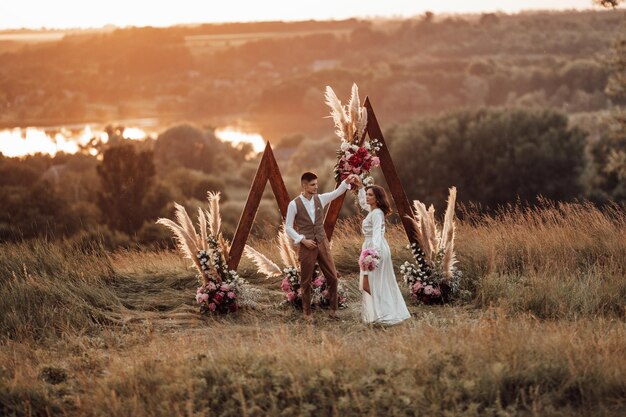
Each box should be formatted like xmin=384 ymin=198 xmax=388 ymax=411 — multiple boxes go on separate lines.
xmin=0 ymin=27 xmax=352 ymax=56
xmin=0 ymin=31 xmax=66 ymax=54
xmin=0 ymin=32 xmax=66 ymax=43
xmin=185 ymin=28 xmax=352 ymax=54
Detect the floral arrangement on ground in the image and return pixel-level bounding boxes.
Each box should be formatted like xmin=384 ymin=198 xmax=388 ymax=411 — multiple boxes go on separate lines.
xmin=400 ymin=187 xmax=462 ymax=304
xmin=157 ymin=192 xmax=259 ymax=314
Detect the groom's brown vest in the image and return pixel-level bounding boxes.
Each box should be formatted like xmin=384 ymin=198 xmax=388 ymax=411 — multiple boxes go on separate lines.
xmin=294 ymin=195 xmax=327 ymax=242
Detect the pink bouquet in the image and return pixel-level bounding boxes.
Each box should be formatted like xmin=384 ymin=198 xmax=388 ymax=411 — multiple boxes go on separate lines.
xmin=359 ymin=248 xmax=380 ymax=272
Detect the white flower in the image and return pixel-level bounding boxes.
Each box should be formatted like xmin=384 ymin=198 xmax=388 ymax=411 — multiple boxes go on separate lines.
xmin=364 ymin=142 xmax=371 ymax=150
xmin=340 ymin=141 xmax=349 ymax=151
xmin=351 ymin=144 xmax=359 ymax=151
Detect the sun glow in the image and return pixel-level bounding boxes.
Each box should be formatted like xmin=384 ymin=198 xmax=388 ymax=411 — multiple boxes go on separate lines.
xmin=0 ymin=1 xmax=601 ymax=30
xmin=0 ymin=128 xmax=79 ymax=157
xmin=0 ymin=126 xmax=149 ymax=158
xmin=122 ymin=127 xmax=147 ymax=140
xmin=0 ymin=125 xmax=264 ymax=158
xmin=215 ymin=127 xmax=266 ymax=154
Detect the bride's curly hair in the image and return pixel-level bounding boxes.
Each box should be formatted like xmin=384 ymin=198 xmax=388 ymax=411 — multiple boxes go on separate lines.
xmin=366 ymin=185 xmax=392 ymax=216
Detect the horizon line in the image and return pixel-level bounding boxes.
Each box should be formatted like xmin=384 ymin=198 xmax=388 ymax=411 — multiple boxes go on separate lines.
xmin=0 ymin=6 xmax=616 ymax=32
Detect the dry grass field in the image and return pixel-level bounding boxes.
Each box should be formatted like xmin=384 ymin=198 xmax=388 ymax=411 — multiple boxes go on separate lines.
xmin=1 ymin=201 xmax=625 ymax=416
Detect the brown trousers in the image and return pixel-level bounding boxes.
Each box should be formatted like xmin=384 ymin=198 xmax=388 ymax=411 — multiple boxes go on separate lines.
xmin=298 ymin=238 xmax=338 ymax=315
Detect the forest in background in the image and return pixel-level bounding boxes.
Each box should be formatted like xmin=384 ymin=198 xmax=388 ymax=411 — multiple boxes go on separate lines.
xmin=0 ymin=9 xmax=625 ymax=246
xmin=0 ymin=11 xmax=622 ymax=136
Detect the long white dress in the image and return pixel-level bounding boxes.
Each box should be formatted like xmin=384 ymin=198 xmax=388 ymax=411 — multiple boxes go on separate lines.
xmin=358 ymin=188 xmax=411 ymax=324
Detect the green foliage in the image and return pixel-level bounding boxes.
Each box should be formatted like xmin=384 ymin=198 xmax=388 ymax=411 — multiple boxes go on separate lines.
xmin=595 ymin=0 xmax=623 ymax=8
xmin=153 ymin=124 xmax=215 ymax=174
xmin=605 ymin=37 xmax=626 ymax=103
xmin=153 ymin=124 xmax=248 ymax=175
xmin=388 ymin=107 xmax=587 ymax=208
xmin=0 ymin=180 xmax=78 ymax=241
xmin=163 ymin=167 xmax=226 ymax=201
xmin=0 ymin=160 xmax=39 ymax=187
xmin=587 ymin=34 xmax=626 ymax=202
xmin=97 ymin=144 xmax=160 ymax=235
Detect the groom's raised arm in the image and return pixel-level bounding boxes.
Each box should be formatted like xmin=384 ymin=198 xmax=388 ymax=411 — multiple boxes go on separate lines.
xmin=285 ymin=200 xmax=305 ymax=245
xmin=319 ymin=179 xmax=351 ymax=207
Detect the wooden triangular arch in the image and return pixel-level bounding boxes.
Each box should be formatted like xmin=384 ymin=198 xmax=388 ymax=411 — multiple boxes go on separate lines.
xmin=227 ymin=142 xmax=290 ymax=269
xmin=227 ymin=97 xmax=417 ymax=270
xmin=323 ymin=97 xmax=417 ymax=245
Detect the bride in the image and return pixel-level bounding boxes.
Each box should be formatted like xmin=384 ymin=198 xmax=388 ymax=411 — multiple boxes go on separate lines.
xmin=353 ymin=177 xmax=411 ymax=324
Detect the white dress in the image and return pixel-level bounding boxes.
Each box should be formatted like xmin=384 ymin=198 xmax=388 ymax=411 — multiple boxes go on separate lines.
xmin=358 ymin=188 xmax=411 ymax=324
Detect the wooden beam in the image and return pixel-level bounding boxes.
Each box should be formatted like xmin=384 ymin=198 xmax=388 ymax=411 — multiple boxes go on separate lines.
xmin=266 ymin=144 xmax=290 ymax=218
xmin=363 ymin=97 xmax=417 ymax=244
xmin=227 ymin=142 xmax=289 ymax=270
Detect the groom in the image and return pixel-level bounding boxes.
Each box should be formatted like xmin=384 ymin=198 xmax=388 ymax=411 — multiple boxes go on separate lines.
xmin=285 ymin=172 xmax=355 ymax=322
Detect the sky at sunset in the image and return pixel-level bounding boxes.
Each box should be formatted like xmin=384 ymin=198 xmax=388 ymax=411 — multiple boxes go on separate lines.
xmin=0 ymin=0 xmax=610 ymax=30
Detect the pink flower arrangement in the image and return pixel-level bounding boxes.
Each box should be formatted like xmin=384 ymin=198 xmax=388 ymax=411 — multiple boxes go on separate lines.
xmin=313 ymin=275 xmax=326 ymax=288
xmin=196 ymin=293 xmax=209 ymax=304
xmin=280 ymin=266 xmax=348 ymax=310
xmin=196 ymin=278 xmax=239 ymax=315
xmin=406 ymin=278 xmax=448 ymax=305
xmin=359 ymin=248 xmax=380 ymax=272
xmin=335 ymin=140 xmax=382 ymax=185
xmin=400 ymin=242 xmax=461 ymax=305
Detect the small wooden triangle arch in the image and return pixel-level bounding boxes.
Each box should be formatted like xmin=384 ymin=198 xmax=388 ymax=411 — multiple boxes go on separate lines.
xmin=227 ymin=97 xmax=417 ymax=270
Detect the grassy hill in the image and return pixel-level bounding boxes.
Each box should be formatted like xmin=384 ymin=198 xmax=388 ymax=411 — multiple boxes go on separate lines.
xmin=1 ymin=201 xmax=624 ymax=416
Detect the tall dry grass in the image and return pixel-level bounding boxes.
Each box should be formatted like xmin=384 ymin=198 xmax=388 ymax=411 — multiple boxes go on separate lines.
xmin=251 ymin=200 xmax=626 ymax=318
xmin=0 ymin=240 xmax=119 ymax=341
xmin=0 ymin=240 xmax=199 ymax=341
xmin=455 ymin=200 xmax=626 ymax=318
xmin=1 ymin=312 xmax=624 ymax=416
xmin=0 ymin=201 xmax=625 ymax=416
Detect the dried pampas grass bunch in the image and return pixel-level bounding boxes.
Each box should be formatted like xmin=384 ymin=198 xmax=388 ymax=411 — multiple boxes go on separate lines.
xmin=157 ymin=191 xmax=227 ymax=284
xmin=409 ymin=187 xmax=458 ymax=278
xmin=401 ymin=187 xmax=461 ymax=304
xmin=325 ymin=83 xmax=368 ymax=144
xmin=158 ymin=191 xmax=260 ymax=313
xmin=244 ymin=224 xmax=299 ymax=277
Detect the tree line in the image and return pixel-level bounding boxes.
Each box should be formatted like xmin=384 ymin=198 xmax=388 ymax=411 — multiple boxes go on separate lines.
xmin=1 ymin=104 xmax=624 ymax=246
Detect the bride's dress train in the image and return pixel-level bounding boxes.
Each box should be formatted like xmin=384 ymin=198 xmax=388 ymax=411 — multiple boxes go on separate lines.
xmin=358 ymin=188 xmax=410 ymax=324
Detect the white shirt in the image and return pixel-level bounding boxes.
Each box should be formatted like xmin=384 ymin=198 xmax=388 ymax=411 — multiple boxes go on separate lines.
xmin=285 ymin=180 xmax=351 ymax=244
